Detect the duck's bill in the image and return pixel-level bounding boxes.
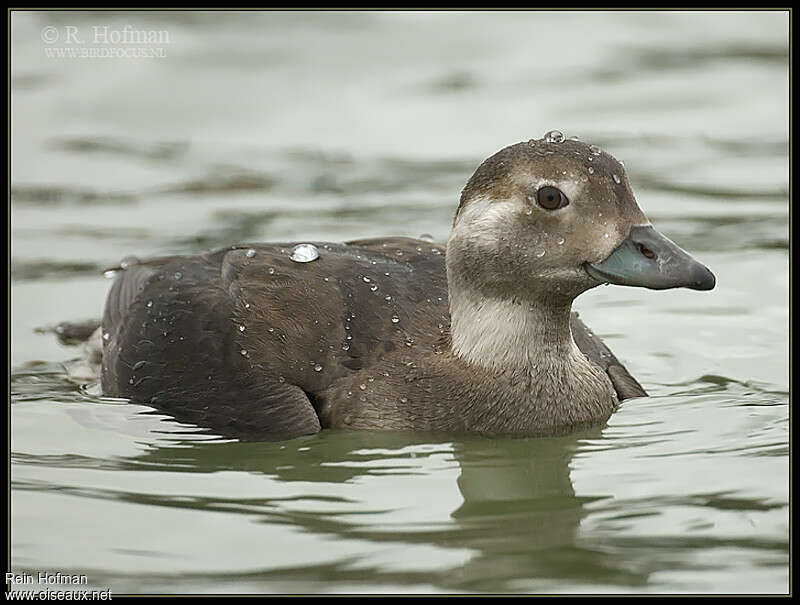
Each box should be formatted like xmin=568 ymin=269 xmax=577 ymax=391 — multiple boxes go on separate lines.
xmin=585 ymin=225 xmax=715 ymax=291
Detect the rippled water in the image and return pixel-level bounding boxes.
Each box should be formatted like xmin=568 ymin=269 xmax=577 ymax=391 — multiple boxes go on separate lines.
xmin=10 ymin=10 xmax=788 ymax=594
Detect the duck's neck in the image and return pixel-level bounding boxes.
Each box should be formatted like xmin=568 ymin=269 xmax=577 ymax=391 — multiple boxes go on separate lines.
xmin=448 ymin=282 xmax=578 ymax=373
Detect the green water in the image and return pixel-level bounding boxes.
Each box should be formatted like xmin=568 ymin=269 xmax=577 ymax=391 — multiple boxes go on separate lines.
xmin=10 ymin=10 xmax=788 ymax=594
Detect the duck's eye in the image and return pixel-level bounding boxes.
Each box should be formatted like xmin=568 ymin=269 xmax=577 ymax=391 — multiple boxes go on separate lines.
xmin=536 ymin=186 xmax=569 ymax=210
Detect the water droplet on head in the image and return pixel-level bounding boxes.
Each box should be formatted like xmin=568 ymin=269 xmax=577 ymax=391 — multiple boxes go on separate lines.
xmin=543 ymin=130 xmax=565 ymax=143
xmin=290 ymin=243 xmax=319 ymax=263
xmin=246 ymin=249 xmax=256 ymax=258
xmin=103 ymin=270 xmax=117 ymax=279
xmin=589 ymin=144 xmax=602 ymax=156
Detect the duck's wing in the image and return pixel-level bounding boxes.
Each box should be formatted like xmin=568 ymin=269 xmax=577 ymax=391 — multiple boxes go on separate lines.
xmin=101 ymin=253 xmax=321 ymax=440
xmin=570 ymin=312 xmax=647 ymax=400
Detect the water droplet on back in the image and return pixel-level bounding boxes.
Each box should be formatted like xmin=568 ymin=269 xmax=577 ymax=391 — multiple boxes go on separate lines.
xmin=290 ymin=243 xmax=319 ymax=263
xmin=246 ymin=249 xmax=256 ymax=258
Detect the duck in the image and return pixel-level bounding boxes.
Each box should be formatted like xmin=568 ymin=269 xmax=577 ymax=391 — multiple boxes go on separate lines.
xmin=92 ymin=132 xmax=715 ymax=441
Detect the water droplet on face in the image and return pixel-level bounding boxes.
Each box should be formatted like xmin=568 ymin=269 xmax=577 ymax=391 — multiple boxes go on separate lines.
xmin=314 ymin=364 xmax=323 ymax=372
xmin=246 ymin=249 xmax=256 ymax=258
xmin=588 ymin=167 xmax=595 ymax=174
xmin=391 ymin=315 xmax=400 ymax=324
xmin=557 ymin=237 xmax=565 ymax=245
xmin=543 ymin=129 xmax=565 ymax=143
xmin=536 ymin=249 xmax=546 ymax=258
xmin=290 ymin=243 xmax=319 ymax=263
xmin=613 ymin=174 xmax=621 ymax=184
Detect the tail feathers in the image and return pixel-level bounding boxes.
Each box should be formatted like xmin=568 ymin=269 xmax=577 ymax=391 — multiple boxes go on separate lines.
xmin=37 ymin=319 xmax=102 ymax=346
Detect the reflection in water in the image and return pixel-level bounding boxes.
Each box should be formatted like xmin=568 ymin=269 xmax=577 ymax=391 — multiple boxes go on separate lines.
xmin=70 ymin=421 xmax=642 ymax=591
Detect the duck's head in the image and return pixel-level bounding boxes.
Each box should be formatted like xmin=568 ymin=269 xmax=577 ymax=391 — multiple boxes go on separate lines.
xmin=446 ymin=134 xmax=715 ymax=303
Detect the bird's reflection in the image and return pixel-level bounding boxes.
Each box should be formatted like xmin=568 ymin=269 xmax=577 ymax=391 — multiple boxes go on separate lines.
xmin=123 ymin=419 xmax=643 ymax=591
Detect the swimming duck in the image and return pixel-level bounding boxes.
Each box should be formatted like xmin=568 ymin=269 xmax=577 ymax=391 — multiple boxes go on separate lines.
xmin=96 ymin=133 xmax=715 ymax=440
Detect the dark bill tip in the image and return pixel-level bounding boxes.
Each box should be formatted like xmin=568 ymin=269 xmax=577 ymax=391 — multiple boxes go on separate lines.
xmin=586 ymin=225 xmax=716 ymax=291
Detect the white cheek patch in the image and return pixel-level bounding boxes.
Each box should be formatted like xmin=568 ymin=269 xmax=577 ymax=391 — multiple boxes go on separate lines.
xmin=454 ymin=196 xmax=518 ymax=243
